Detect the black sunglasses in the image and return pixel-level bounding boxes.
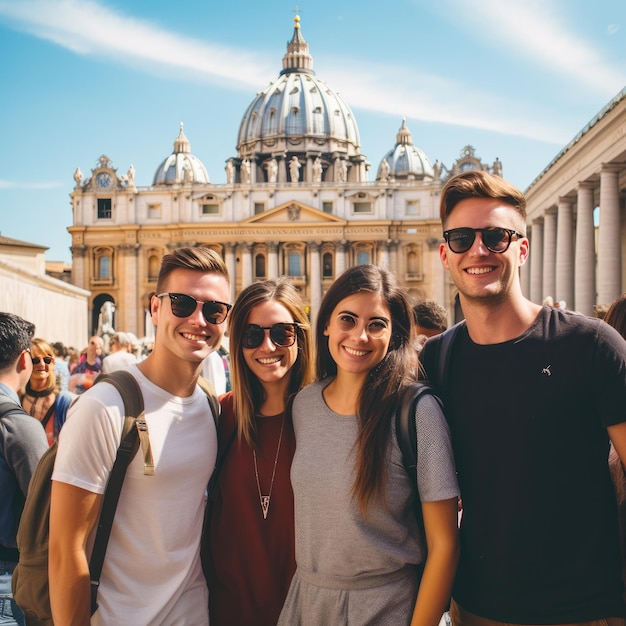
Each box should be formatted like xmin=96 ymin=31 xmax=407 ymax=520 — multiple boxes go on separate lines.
xmin=31 ymin=356 xmax=53 ymax=365
xmin=443 ymin=227 xmax=524 ymax=254
xmin=242 ymin=323 xmax=306 ymax=349
xmin=156 ymin=293 xmax=231 ymax=324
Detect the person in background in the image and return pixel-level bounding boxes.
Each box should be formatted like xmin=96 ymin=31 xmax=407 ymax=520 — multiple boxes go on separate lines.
xmin=0 ymin=313 xmax=48 ymax=626
xmin=413 ymin=300 xmax=448 ymax=352
xmin=19 ymin=338 xmax=75 ymax=446
xmin=421 ymin=170 xmax=626 ymax=625
xmin=203 ymin=278 xmax=314 ymax=626
xmin=202 ymin=348 xmax=228 ymax=396
xmin=101 ymin=332 xmax=137 ymax=374
xmin=279 ymin=265 xmax=459 ymax=626
xmin=49 ymin=246 xmax=230 ymax=625
xmin=68 ymin=335 xmax=103 ymax=394
xmin=51 ymin=342 xmax=69 ymax=392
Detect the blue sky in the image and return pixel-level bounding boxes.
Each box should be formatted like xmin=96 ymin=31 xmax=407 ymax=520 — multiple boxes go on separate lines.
xmin=1 ymin=0 xmax=625 ymax=264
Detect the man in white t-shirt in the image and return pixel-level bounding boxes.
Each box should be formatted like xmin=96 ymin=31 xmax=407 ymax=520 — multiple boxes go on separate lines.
xmin=49 ymin=247 xmax=231 ymax=625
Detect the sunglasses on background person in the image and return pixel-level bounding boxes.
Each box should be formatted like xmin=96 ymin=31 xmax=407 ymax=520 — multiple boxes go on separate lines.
xmin=243 ymin=323 xmax=306 ymax=349
xmin=156 ymin=293 xmax=231 ymax=324
xmin=443 ymin=227 xmax=524 ymax=254
xmin=31 ymin=356 xmax=53 ymax=365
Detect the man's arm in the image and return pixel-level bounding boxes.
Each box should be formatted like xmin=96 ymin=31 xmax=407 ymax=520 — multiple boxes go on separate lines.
xmin=49 ymin=480 xmax=102 ymax=626
xmin=608 ymin=421 xmax=626 ymax=466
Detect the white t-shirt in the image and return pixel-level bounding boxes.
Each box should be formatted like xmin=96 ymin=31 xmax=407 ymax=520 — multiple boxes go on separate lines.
xmin=101 ymin=350 xmax=137 ymax=374
xmin=53 ymin=364 xmax=216 ymax=625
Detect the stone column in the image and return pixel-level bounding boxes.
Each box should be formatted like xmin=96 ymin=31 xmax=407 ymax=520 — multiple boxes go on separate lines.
xmin=239 ymin=243 xmax=253 ymax=291
xmin=378 ymin=240 xmax=390 ymax=268
xmin=267 ymin=241 xmax=279 ymax=279
xmin=117 ymin=243 xmax=140 ymax=333
xmin=224 ymin=243 xmax=236 ymax=304
xmin=335 ymin=240 xmax=347 ymax=277
xmin=555 ymin=197 xmax=574 ymax=308
xmin=529 ymin=218 xmax=544 ymax=304
xmin=574 ymin=182 xmax=596 ymax=315
xmin=309 ymin=242 xmax=322 ymax=334
xmin=389 ymin=239 xmax=400 ymax=276
xmin=598 ymin=164 xmax=622 ymax=305
xmin=70 ymin=245 xmax=87 ymax=290
xmin=542 ymin=208 xmax=557 ymax=304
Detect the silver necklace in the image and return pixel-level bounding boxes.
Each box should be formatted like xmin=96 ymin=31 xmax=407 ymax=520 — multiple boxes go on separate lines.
xmin=252 ymin=414 xmax=285 ymax=520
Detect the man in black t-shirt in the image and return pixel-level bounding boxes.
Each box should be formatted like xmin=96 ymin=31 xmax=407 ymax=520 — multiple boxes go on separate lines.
xmin=421 ymin=170 xmax=626 ymax=626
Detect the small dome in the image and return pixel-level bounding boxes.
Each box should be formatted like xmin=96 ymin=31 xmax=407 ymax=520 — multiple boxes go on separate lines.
xmin=153 ymin=124 xmax=209 ymax=185
xmin=378 ymin=118 xmax=434 ymax=181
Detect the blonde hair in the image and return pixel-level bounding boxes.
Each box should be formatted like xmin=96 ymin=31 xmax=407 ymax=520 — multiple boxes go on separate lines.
xmin=30 ymin=337 xmax=57 ymax=390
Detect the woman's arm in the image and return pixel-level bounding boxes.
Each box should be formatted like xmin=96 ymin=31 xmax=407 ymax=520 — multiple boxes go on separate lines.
xmin=410 ymin=497 xmax=459 ymax=626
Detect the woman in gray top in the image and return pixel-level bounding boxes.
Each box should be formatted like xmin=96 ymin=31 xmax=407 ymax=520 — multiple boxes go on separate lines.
xmin=279 ymin=265 xmax=459 ymax=626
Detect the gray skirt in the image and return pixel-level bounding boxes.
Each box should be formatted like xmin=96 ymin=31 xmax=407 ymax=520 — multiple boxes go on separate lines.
xmin=277 ymin=564 xmax=419 ymax=626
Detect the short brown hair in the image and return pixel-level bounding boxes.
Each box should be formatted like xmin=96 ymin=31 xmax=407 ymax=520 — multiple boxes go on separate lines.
xmin=440 ymin=170 xmax=527 ymax=228
xmin=155 ymin=246 xmax=229 ymax=293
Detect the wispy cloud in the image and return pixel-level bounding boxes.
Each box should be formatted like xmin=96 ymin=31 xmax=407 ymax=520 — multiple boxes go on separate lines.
xmin=0 ymin=181 xmax=63 ymax=190
xmin=0 ymin=0 xmax=598 ymax=144
xmin=442 ymin=0 xmax=625 ymax=97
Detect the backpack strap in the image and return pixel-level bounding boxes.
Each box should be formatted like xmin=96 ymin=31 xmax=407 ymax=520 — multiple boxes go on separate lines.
xmin=197 ymin=375 xmax=220 ymax=427
xmin=88 ymin=370 xmax=145 ymax=615
xmin=429 ymin=320 xmax=465 ymax=391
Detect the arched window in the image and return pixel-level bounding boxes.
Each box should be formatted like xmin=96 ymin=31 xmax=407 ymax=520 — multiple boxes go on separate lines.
xmin=322 ymin=252 xmax=333 ymax=278
xmin=148 ymin=253 xmax=160 ymax=282
xmin=93 ymin=247 xmax=114 ymax=283
xmin=407 ymin=250 xmax=418 ymax=275
xmin=255 ymin=253 xmax=266 ymax=278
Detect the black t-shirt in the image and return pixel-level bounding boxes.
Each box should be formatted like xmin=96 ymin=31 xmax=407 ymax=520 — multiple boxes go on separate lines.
xmin=421 ymin=307 xmax=626 ymax=623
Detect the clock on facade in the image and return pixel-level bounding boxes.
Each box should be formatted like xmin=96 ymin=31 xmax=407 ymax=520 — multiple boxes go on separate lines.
xmin=96 ymin=172 xmax=113 ymax=189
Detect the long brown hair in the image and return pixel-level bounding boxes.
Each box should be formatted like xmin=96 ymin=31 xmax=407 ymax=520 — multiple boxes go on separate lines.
xmin=229 ymin=278 xmax=314 ymax=448
xmin=315 ymin=265 xmax=418 ymax=513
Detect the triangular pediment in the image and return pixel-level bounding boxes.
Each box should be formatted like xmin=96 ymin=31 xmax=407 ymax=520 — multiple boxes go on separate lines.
xmin=241 ymin=201 xmax=345 ymax=225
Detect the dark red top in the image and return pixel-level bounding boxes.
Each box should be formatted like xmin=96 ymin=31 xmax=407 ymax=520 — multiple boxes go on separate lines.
xmin=203 ymin=392 xmax=296 ymax=626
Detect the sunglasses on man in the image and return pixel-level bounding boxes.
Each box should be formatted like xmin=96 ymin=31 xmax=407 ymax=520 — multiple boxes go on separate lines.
xmin=242 ymin=323 xmax=307 ymax=349
xmin=443 ymin=227 xmax=524 ymax=254
xmin=156 ymin=293 xmax=231 ymax=324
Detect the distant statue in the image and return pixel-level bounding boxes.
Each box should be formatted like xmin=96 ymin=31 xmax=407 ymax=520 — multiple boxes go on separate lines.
xmin=98 ymin=301 xmax=115 ymax=338
xmin=127 ymin=164 xmax=135 ymax=186
xmin=432 ymin=160 xmax=441 ymax=180
xmin=336 ymin=158 xmax=347 ymax=182
xmin=493 ymin=157 xmax=502 ymax=177
xmin=289 ymin=156 xmax=301 ymax=183
xmin=182 ymin=161 xmax=193 ymax=183
xmin=225 ymin=159 xmax=235 ymax=184
xmin=312 ymin=156 xmax=323 ymax=183
xmin=73 ymin=167 xmax=83 ymax=186
xmin=378 ymin=159 xmax=390 ymax=182
xmin=268 ymin=158 xmax=278 ymax=183
xmin=241 ymin=159 xmax=251 ymax=184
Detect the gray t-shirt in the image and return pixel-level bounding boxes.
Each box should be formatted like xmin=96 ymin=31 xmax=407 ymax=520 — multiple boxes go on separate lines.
xmin=290 ymin=379 xmax=459 ymax=581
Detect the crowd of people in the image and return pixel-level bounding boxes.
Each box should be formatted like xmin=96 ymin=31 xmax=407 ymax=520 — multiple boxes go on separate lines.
xmin=1 ymin=170 xmax=626 ymax=626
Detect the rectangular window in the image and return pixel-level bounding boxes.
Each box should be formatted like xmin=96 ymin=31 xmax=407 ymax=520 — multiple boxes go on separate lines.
xmin=98 ymin=256 xmax=110 ymax=279
xmin=288 ymin=252 xmax=301 ymax=276
xmin=357 ymin=251 xmax=371 ymax=265
xmin=148 ymin=204 xmax=161 ymax=219
xmin=202 ymin=203 xmax=220 ymax=215
xmin=322 ymin=201 xmax=333 ymax=213
xmin=353 ymin=202 xmax=372 ymax=214
xmin=406 ymin=200 xmax=420 ymax=216
xmin=254 ymin=202 xmax=265 ymax=215
xmin=97 ymin=198 xmax=112 ymax=219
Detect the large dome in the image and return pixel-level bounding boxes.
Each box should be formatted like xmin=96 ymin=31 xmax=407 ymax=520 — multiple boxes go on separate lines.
xmin=153 ymin=124 xmax=209 ymax=185
xmin=377 ymin=119 xmax=434 ymax=181
xmin=233 ymin=16 xmax=366 ymax=184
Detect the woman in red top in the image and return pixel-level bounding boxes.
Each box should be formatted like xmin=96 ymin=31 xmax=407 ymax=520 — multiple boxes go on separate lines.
xmin=203 ymin=278 xmax=314 ymax=625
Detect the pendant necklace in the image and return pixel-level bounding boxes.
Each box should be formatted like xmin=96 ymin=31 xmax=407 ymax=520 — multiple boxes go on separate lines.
xmin=253 ymin=414 xmax=285 ymax=520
